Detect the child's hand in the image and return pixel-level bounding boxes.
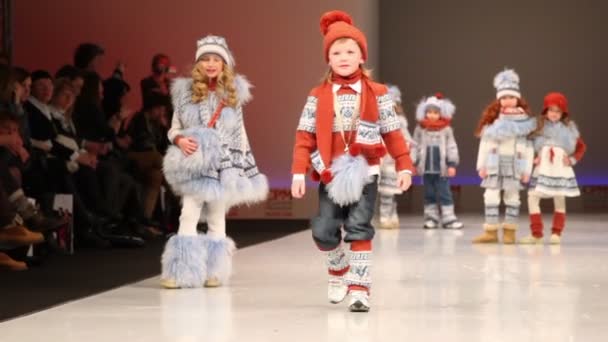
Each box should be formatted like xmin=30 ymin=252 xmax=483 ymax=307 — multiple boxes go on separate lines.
xmin=447 ymin=167 xmax=456 ymax=177
xmin=478 ymin=168 xmax=487 ymax=178
xmin=291 ymin=179 xmax=306 ymax=199
xmin=534 ymin=157 xmax=540 ymax=165
xmin=521 ymin=174 xmax=530 ymax=184
xmin=397 ymin=172 xmax=412 ymax=192
xmin=176 ymin=136 xmax=198 ymax=156
xmin=563 ymin=155 xmax=572 ymax=166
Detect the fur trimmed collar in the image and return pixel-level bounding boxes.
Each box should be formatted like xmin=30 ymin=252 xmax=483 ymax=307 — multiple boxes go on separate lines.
xmin=482 ymin=113 xmax=536 ymax=140
xmin=534 ymin=120 xmax=579 ymax=154
xmin=171 ymin=74 xmax=253 ymax=111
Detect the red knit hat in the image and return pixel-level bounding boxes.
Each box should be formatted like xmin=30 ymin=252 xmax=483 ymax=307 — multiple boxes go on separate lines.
xmin=543 ymin=92 xmax=569 ymax=114
xmin=320 ymin=10 xmax=368 ymax=62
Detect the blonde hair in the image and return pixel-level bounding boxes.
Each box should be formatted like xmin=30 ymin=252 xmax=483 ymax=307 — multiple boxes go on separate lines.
xmin=191 ymin=60 xmax=238 ymax=108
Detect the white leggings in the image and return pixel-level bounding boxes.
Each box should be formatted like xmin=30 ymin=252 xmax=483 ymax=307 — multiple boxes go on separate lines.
xmin=483 ymin=188 xmax=521 ymax=224
xmin=178 ymin=196 xmax=226 ymax=239
xmin=528 ymin=191 xmax=566 ymax=215
xmin=483 ymin=188 xmax=521 ymax=207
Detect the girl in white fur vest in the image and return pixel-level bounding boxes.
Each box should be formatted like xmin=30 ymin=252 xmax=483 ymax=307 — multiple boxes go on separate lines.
xmin=160 ymin=35 xmax=268 ymax=289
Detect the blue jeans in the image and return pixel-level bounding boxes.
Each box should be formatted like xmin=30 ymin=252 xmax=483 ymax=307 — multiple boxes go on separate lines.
xmin=423 ymin=174 xmax=454 ymax=206
xmin=311 ymin=176 xmax=378 ymax=250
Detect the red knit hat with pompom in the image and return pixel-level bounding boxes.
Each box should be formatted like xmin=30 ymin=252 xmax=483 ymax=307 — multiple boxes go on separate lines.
xmin=320 ymin=10 xmax=368 ymax=62
xmin=543 ymin=92 xmax=569 ymax=115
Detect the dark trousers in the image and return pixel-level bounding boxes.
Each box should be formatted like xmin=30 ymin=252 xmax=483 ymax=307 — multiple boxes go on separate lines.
xmin=97 ymin=159 xmax=144 ymax=221
xmin=423 ymin=174 xmax=454 ymax=206
xmin=72 ymin=166 xmax=109 ymax=216
xmin=311 ymin=176 xmax=378 ymax=250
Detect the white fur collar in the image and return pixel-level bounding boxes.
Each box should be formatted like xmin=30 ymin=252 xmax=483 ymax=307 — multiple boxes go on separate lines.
xmin=170 ymin=74 xmax=253 ymax=111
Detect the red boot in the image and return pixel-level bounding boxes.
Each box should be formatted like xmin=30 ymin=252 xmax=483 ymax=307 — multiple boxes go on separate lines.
xmin=530 ymin=213 xmax=544 ymax=238
xmin=519 ymin=214 xmax=544 ymax=244
xmin=550 ymin=212 xmax=566 ymax=244
xmin=552 ymin=212 xmax=566 ymax=236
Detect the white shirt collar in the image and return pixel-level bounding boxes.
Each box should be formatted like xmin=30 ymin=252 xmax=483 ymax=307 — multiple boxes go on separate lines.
xmin=332 ymin=80 xmax=362 ymax=94
xmin=28 ymin=96 xmax=52 ymax=121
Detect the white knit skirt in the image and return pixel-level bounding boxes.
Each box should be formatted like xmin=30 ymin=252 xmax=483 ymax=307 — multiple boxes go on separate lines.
xmin=530 ymin=146 xmax=580 ymax=197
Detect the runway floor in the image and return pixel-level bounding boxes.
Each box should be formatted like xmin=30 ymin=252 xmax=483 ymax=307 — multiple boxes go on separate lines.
xmin=2 ymin=214 xmax=608 ymax=342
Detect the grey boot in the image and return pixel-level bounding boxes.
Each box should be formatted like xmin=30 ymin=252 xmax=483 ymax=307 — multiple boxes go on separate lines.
xmin=441 ymin=205 xmax=463 ymax=229
xmin=424 ymin=204 xmax=440 ymax=229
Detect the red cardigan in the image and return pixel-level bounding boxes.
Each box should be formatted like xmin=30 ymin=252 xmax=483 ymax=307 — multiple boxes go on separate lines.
xmin=291 ymin=83 xmax=413 ymax=176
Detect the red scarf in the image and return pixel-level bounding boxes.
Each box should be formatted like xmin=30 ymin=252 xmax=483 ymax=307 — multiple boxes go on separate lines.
xmin=208 ymin=78 xmax=217 ymax=91
xmin=206 ymin=78 xmax=222 ymax=127
xmin=420 ymin=118 xmax=451 ymax=131
xmin=331 ymin=69 xmax=362 ymax=86
xmin=315 ymin=70 xmax=383 ymax=169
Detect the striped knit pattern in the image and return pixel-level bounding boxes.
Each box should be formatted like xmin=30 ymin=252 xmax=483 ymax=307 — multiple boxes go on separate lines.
xmin=505 ymin=205 xmax=520 ymax=223
xmin=485 ymin=205 xmax=500 ymax=224
xmin=344 ymin=249 xmax=372 ymax=292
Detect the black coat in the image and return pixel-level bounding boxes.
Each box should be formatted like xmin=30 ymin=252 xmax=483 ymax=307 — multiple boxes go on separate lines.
xmin=25 ymin=100 xmax=76 ymax=161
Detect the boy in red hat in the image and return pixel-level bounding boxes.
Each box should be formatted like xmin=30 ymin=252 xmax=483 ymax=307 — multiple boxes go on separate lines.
xmin=520 ymin=92 xmax=586 ymax=244
xmin=291 ymin=10 xmax=414 ymax=312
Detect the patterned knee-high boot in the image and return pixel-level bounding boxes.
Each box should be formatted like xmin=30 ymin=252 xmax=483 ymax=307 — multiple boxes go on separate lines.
xmin=344 ymin=240 xmax=372 ymax=312
xmin=326 ymin=244 xmax=350 ymax=303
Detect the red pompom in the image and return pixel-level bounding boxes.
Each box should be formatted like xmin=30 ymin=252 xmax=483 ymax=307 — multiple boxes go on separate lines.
xmin=435 ymin=92 xmax=444 ymax=99
xmin=311 ymin=171 xmax=320 ymax=182
xmin=348 ymin=143 xmax=362 ymax=156
xmin=320 ymin=10 xmax=353 ymax=35
xmin=320 ymin=169 xmax=334 ymax=184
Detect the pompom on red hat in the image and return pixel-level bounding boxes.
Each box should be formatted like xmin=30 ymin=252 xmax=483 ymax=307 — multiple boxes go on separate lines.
xmin=320 ymin=10 xmax=368 ymax=62
xmin=543 ymin=92 xmax=569 ymax=115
